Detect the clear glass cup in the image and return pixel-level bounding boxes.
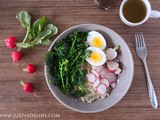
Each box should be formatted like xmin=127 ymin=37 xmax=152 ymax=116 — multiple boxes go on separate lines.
xmin=94 ymin=0 xmax=115 ymax=10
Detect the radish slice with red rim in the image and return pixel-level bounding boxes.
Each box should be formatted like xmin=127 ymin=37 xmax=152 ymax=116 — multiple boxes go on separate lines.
xmin=97 ymin=84 xmax=107 ymax=95
xmin=100 ymin=68 xmax=110 ymax=79
xmin=106 ymin=72 xmax=117 ymax=83
xmin=86 ymin=73 xmax=96 ymax=83
xmin=101 ymin=79 xmax=110 ymax=88
xmin=107 ymin=61 xmax=119 ymax=72
xmin=91 ymin=69 xmax=99 ymax=77
xmin=106 ymin=48 xmax=117 ymax=60
xmin=92 ymin=77 xmax=100 ymax=88
xmin=95 ymin=66 xmax=104 ymax=74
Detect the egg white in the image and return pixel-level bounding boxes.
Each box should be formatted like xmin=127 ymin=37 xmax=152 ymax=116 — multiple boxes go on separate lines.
xmin=87 ymin=31 xmax=107 ymax=50
xmin=86 ymin=47 xmax=106 ymax=66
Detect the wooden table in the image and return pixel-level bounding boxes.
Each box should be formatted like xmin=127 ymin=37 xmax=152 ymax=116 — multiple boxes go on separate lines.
xmin=0 ymin=0 xmax=160 ymax=120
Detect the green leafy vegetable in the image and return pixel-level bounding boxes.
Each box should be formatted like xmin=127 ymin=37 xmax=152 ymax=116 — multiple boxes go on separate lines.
xmin=16 ymin=11 xmax=31 ymax=28
xmin=85 ymin=50 xmax=92 ymax=59
xmin=45 ymin=30 xmax=89 ymax=97
xmin=15 ymin=11 xmax=58 ymax=51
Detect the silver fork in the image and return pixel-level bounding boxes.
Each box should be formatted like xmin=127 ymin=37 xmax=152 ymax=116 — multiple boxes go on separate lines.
xmin=135 ymin=33 xmax=158 ymax=109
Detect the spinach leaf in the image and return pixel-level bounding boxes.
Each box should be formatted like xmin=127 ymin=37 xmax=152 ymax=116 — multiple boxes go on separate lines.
xmin=73 ymin=90 xmax=86 ymax=98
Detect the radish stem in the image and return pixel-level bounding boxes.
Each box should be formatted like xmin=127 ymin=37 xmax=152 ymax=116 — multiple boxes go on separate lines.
xmin=22 ymin=68 xmax=27 ymax=72
xmin=113 ymin=45 xmax=120 ymax=51
xmin=18 ymin=28 xmax=30 ymax=51
xmin=20 ymin=80 xmax=25 ymax=86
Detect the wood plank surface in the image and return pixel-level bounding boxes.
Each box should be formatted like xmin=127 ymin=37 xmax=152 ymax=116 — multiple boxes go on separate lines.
xmin=0 ymin=0 xmax=160 ymax=120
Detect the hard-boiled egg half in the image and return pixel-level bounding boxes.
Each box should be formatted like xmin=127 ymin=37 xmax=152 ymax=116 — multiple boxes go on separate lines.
xmin=86 ymin=47 xmax=106 ymax=66
xmin=87 ymin=31 xmax=107 ymax=50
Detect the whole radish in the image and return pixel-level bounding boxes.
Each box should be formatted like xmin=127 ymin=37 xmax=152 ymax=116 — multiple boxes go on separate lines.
xmin=20 ymin=80 xmax=45 ymax=98
xmin=23 ymin=64 xmax=37 ymax=74
xmin=20 ymin=80 xmax=34 ymax=93
xmin=4 ymin=37 xmax=17 ymax=49
xmin=11 ymin=50 xmax=23 ymax=62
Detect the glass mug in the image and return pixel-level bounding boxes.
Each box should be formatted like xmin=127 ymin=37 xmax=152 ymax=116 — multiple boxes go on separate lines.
xmin=94 ymin=0 xmax=115 ymax=10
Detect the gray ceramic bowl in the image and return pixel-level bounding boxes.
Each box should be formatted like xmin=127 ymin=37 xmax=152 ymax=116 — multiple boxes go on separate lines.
xmin=45 ymin=24 xmax=134 ymax=113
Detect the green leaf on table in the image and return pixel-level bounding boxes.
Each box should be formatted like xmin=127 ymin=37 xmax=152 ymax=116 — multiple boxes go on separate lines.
xmin=15 ymin=10 xmax=58 ymax=50
xmin=32 ymin=17 xmax=49 ymax=37
xmin=16 ymin=42 xmax=33 ymax=48
xmin=44 ymin=24 xmax=58 ymax=36
xmin=16 ymin=30 xmax=52 ymax=48
xmin=16 ymin=11 xmax=31 ymax=28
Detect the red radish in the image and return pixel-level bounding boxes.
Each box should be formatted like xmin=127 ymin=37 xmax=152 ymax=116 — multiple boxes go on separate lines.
xmin=101 ymin=79 xmax=110 ymax=88
xmin=100 ymin=68 xmax=110 ymax=79
xmin=20 ymin=80 xmax=34 ymax=93
xmin=107 ymin=61 xmax=119 ymax=72
xmin=23 ymin=64 xmax=37 ymax=74
xmin=92 ymin=77 xmax=100 ymax=88
xmin=4 ymin=36 xmax=17 ymax=49
xmin=86 ymin=73 xmax=96 ymax=83
xmin=106 ymin=72 xmax=117 ymax=83
xmin=97 ymin=84 xmax=107 ymax=95
xmin=95 ymin=66 xmax=104 ymax=74
xmin=20 ymin=80 xmax=46 ymax=98
xmin=91 ymin=69 xmax=99 ymax=77
xmin=114 ymin=67 xmax=122 ymax=75
xmin=11 ymin=50 xmax=23 ymax=62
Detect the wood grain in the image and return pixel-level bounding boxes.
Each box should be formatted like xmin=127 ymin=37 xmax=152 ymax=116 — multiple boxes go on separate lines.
xmin=0 ymin=0 xmax=160 ymax=120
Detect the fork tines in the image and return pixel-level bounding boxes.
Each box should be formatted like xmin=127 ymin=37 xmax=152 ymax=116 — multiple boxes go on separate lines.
xmin=135 ymin=33 xmax=146 ymax=48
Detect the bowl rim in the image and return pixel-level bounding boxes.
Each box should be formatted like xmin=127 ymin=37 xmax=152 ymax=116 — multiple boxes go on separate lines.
xmin=44 ymin=24 xmax=134 ymax=113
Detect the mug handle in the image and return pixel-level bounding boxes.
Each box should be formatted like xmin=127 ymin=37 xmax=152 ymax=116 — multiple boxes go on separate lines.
xmin=150 ymin=10 xmax=160 ymax=18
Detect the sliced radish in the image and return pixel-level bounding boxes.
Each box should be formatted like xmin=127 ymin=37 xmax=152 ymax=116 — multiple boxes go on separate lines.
xmin=97 ymin=84 xmax=107 ymax=95
xmin=107 ymin=61 xmax=119 ymax=72
xmin=95 ymin=65 xmax=104 ymax=74
xmin=100 ymin=68 xmax=110 ymax=79
xmin=111 ymin=83 xmax=116 ymax=88
xmin=101 ymin=79 xmax=110 ymax=88
xmin=106 ymin=48 xmax=117 ymax=60
xmin=114 ymin=67 xmax=122 ymax=74
xmin=86 ymin=73 xmax=96 ymax=83
xmin=91 ymin=69 xmax=99 ymax=77
xmin=106 ymin=72 xmax=117 ymax=83
xmin=92 ymin=77 xmax=100 ymax=88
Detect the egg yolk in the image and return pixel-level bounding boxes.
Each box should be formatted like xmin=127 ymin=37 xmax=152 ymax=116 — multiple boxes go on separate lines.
xmin=90 ymin=52 xmax=102 ymax=63
xmin=92 ymin=37 xmax=103 ymax=48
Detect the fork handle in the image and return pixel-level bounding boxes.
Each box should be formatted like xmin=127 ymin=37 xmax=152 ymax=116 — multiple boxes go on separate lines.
xmin=143 ymin=60 xmax=158 ymax=109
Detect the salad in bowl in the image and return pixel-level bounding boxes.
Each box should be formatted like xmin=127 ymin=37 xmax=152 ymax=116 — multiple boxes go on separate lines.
xmin=44 ymin=24 xmax=134 ymax=113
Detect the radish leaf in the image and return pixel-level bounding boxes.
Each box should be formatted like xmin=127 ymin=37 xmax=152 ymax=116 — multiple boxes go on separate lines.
xmin=16 ymin=11 xmax=58 ymax=50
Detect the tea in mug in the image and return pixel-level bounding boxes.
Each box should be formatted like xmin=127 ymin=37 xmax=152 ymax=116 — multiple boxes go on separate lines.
xmin=123 ymin=0 xmax=147 ymax=23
